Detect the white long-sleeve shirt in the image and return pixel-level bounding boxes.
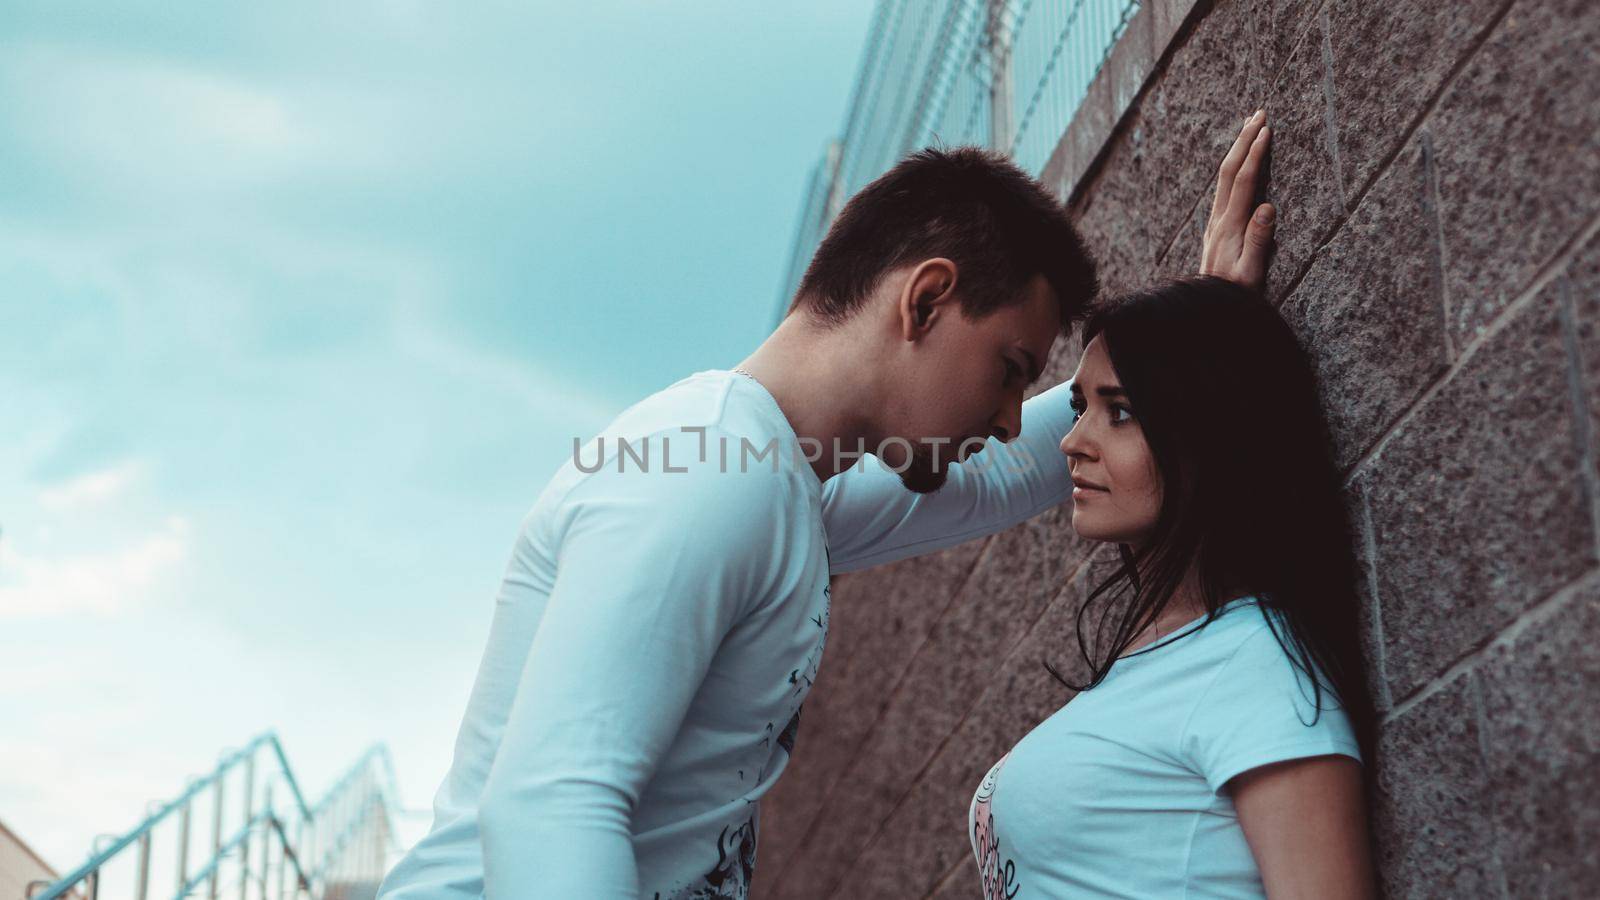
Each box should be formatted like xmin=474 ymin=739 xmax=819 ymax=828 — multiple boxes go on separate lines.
xmin=377 ymin=370 xmax=1080 ymax=899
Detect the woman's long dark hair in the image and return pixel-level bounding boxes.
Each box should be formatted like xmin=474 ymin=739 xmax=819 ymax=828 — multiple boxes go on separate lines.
xmin=1048 ymin=276 xmax=1378 ymax=769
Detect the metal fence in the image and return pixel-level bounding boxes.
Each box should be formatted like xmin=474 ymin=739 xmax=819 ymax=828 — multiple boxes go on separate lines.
xmin=779 ymin=0 xmax=1138 ymax=317
xmin=25 ymin=735 xmax=400 ymax=900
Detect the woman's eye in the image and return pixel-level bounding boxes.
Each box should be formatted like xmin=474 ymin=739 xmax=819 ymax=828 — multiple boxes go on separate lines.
xmin=1068 ymin=398 xmax=1086 ymax=421
xmin=1004 ymin=359 xmax=1021 ymax=382
xmin=1109 ymin=404 xmax=1136 ymax=424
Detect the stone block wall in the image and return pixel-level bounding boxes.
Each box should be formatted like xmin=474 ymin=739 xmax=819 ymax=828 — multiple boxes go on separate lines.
xmin=755 ymin=0 xmax=1598 ymax=896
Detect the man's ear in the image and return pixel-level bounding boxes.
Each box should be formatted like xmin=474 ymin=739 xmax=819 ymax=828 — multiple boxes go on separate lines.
xmin=896 ymin=258 xmax=959 ymax=341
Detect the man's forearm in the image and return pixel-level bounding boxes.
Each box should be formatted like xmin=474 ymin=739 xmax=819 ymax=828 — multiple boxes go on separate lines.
xmin=480 ymin=778 xmax=641 ymax=898
xmin=823 ymin=378 xmax=1077 ymax=573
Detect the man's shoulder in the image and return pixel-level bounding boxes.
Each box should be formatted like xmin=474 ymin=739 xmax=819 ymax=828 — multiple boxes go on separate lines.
xmin=532 ymin=370 xmax=810 ymax=523
xmin=607 ymin=369 xmax=743 ymax=434
xmin=582 ymin=369 xmax=796 ymax=462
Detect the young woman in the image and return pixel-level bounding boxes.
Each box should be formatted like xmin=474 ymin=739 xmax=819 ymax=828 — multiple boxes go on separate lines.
xmin=966 ymin=275 xmax=1380 ymax=899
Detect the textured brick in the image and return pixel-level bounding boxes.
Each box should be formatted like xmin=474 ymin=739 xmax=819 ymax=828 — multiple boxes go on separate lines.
xmin=748 ymin=583 xmax=857 ymax=882
xmin=812 ymin=542 xmax=989 ymax=763
xmin=1364 ymin=284 xmax=1597 ymax=699
xmin=757 ymin=544 xmax=985 ymax=895
xmin=1134 ymin=0 xmax=1263 ymax=250
xmin=751 ymin=581 xmax=857 ymax=887
xmin=1154 ymin=192 xmax=1208 ymax=283
xmin=1343 ymin=478 xmax=1393 ymax=713
xmin=1326 ymin=0 xmax=1506 ymax=198
xmin=1043 ymin=543 xmax=1136 ymax=684
xmin=1070 ymin=0 xmax=1264 ymax=302
xmin=1041 ymin=0 xmax=1194 ymax=201
xmin=761 ymin=0 xmax=1594 ymax=893
xmin=1431 ymin=0 xmax=1600 ymax=346
xmin=832 ymin=571 xmax=1097 ymax=899
xmin=1248 ymin=0 xmax=1322 ymax=86
xmin=1261 ymin=8 xmax=1344 ymax=303
xmin=835 ymin=715 xmax=1005 ymax=899
xmin=1477 ymin=579 xmax=1600 ymax=895
xmin=1567 ymin=230 xmax=1600 ymax=481
xmin=771 ymin=507 xmax=1085 ymax=900
xmin=925 ymin=864 xmax=978 ymax=900
xmin=1370 ymin=673 xmax=1502 ymax=898
xmin=752 ymin=738 xmax=824 ymax=889
xmin=1280 ymin=140 xmax=1448 ymax=469
xmin=1072 ymin=125 xmax=1166 ymax=299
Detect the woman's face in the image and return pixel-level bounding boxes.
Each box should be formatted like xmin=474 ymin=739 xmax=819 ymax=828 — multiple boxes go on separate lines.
xmin=1059 ymin=335 xmax=1162 ymax=545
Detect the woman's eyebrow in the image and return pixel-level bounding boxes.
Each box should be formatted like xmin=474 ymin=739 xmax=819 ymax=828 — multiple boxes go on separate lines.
xmin=1096 ymin=385 xmax=1127 ymax=397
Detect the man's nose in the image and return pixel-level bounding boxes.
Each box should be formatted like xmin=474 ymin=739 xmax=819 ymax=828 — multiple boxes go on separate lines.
xmin=993 ymin=398 xmax=1023 ymax=443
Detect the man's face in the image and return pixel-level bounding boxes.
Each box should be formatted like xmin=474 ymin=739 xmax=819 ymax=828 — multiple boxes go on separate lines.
xmin=881 ymin=273 xmax=1061 ymax=494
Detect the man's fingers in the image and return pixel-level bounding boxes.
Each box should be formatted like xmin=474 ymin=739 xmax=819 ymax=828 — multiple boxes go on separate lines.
xmin=1225 ymin=126 xmax=1270 ymax=233
xmin=1211 ymin=110 xmax=1266 ymax=223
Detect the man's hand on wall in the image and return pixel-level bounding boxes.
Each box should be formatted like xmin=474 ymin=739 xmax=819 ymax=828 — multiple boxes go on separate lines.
xmin=1200 ymin=110 xmax=1276 ymax=292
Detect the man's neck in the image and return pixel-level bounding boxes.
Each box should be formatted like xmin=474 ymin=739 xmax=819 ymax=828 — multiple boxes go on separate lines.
xmin=734 ymin=314 xmax=880 ymax=484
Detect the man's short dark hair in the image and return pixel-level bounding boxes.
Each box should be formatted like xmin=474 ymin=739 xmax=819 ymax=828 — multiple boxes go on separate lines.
xmin=788 ymin=146 xmax=1098 ymax=333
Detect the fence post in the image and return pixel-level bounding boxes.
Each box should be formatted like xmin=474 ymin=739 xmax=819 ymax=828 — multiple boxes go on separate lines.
xmin=988 ymin=0 xmax=1015 ymax=153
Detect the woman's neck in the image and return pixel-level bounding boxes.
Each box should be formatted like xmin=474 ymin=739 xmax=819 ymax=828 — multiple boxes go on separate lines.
xmin=1116 ymin=556 xmax=1240 ymax=657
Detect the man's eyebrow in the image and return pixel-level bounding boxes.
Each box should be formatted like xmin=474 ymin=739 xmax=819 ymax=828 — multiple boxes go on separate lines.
xmin=1020 ymin=348 xmax=1043 ymax=385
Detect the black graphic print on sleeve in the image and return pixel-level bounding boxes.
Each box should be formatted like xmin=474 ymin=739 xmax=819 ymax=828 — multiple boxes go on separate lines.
xmin=655 ymin=816 xmax=758 ymax=900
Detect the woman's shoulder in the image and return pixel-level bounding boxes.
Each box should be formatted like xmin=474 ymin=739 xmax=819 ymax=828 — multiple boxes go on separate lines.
xmin=1125 ymin=597 xmax=1309 ymax=693
xmin=1201 ymin=598 xmax=1297 ymax=663
xmin=1182 ymin=596 xmax=1278 ymax=654
xmin=1180 ymin=598 xmax=1363 ymax=787
xmin=1194 ymin=599 xmax=1348 ymax=716
xmin=1179 ymin=599 xmax=1326 ymax=696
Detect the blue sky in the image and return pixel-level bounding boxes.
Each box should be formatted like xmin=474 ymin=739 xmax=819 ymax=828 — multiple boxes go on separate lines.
xmin=0 ymin=0 xmax=874 ymax=869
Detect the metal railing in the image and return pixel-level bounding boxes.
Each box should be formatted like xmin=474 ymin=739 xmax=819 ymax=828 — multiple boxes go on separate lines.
xmin=24 ymin=734 xmax=400 ymax=900
xmin=778 ymin=0 xmax=1139 ymax=318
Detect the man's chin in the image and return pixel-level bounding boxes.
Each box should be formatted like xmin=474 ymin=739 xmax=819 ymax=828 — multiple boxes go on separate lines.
xmin=896 ymin=459 xmax=949 ymax=494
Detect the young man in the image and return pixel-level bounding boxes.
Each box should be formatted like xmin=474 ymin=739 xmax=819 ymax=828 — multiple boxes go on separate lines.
xmin=378 ymin=118 xmax=1273 ymax=900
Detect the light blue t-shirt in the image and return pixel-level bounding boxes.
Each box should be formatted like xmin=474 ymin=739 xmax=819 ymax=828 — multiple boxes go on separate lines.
xmin=378 ymin=370 xmax=834 ymax=900
xmin=967 ymin=597 xmax=1362 ymax=899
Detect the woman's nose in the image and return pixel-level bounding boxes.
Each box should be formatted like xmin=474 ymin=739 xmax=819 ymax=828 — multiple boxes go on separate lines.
xmin=1060 ymin=425 xmax=1078 ymax=457
xmin=1060 ymin=417 xmax=1090 ymax=458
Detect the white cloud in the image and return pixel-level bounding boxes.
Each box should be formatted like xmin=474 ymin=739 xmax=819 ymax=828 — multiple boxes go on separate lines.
xmin=0 ymin=738 xmax=177 ymax=872
xmin=2 ymin=43 xmax=316 ymax=194
xmin=0 ymin=515 xmax=190 ymax=619
xmin=37 ymin=460 xmax=145 ymax=512
xmin=0 ymin=37 xmax=596 ymax=210
xmin=392 ymin=298 xmax=622 ymax=434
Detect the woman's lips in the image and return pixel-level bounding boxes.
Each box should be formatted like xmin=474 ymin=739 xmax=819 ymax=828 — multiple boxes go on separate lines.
xmin=1071 ymin=478 xmax=1108 ymax=500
